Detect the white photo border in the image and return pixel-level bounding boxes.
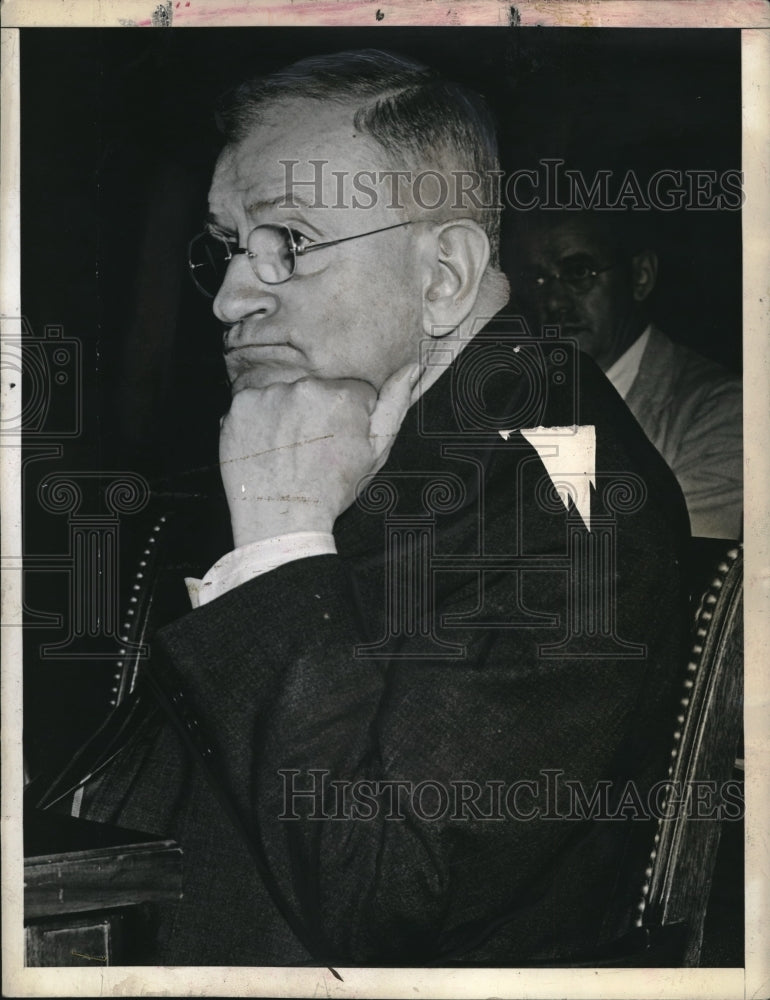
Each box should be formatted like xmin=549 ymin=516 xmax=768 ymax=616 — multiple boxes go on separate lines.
xmin=2 ymin=3 xmax=768 ymax=998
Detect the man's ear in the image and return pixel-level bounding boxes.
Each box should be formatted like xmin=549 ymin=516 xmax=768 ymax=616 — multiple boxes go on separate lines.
xmin=630 ymin=250 xmax=658 ymax=303
xmin=421 ymin=220 xmax=490 ymax=337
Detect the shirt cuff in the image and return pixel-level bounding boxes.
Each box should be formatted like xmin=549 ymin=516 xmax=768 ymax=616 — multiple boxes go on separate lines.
xmin=185 ymin=531 xmax=337 ymax=608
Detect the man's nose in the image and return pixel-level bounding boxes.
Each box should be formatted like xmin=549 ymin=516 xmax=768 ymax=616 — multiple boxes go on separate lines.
xmin=212 ymin=254 xmax=280 ymax=326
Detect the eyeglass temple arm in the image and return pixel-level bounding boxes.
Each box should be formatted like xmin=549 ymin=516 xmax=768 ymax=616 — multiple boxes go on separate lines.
xmin=294 ymin=220 xmax=413 ymax=256
xmin=213 ymin=221 xmax=412 ymax=260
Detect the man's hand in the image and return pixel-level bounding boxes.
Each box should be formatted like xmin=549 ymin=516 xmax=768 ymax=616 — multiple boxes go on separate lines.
xmin=220 ymin=364 xmax=419 ymax=548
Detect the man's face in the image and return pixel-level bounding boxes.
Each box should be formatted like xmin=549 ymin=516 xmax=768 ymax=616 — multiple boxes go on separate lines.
xmin=207 ymin=99 xmax=425 ymax=394
xmin=517 ymin=217 xmax=639 ymax=371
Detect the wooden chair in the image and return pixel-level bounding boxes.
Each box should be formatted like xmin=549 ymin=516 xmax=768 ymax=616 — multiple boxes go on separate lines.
xmin=531 ymin=543 xmax=745 ymax=968
xmin=634 ymin=543 xmax=744 ymax=965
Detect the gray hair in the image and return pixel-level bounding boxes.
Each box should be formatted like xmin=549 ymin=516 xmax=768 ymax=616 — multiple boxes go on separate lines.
xmin=217 ymin=49 xmax=501 ymax=264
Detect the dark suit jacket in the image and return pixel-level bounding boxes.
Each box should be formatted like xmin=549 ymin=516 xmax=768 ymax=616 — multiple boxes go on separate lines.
xmin=58 ymin=320 xmax=690 ymax=965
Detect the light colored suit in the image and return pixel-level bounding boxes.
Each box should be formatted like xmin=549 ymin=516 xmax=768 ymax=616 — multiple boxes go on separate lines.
xmin=625 ymin=327 xmax=743 ymax=539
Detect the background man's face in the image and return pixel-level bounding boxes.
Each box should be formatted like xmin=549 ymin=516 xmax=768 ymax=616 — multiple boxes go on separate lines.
xmin=518 ymin=217 xmax=638 ymax=370
xmin=207 ymin=98 xmax=425 ymax=394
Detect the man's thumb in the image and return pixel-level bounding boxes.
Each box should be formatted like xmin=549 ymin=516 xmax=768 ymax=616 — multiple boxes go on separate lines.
xmin=369 ymin=362 xmax=421 ymax=457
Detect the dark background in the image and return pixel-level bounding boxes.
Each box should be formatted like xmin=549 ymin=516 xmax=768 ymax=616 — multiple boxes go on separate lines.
xmin=20 ymin=27 xmax=742 ymax=775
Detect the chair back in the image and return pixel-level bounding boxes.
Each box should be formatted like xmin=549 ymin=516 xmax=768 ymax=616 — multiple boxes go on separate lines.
xmin=636 ymin=544 xmax=743 ymax=965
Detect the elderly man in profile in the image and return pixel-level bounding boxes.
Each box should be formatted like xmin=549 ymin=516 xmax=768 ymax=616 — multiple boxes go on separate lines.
xmin=513 ymin=210 xmax=742 ymax=540
xmin=43 ymin=51 xmax=690 ymax=966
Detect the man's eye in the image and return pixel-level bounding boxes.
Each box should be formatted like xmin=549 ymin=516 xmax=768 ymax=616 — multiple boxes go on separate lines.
xmin=562 ymin=263 xmax=593 ymax=281
xmin=288 ymin=229 xmax=314 ymax=253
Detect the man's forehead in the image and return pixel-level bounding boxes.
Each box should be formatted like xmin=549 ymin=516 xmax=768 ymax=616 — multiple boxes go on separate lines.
xmin=208 ymin=98 xmax=386 ymax=210
xmin=527 ymin=218 xmax=613 ymax=262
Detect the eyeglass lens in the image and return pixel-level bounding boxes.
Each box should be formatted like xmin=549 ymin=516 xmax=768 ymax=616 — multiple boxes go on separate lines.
xmin=248 ymin=226 xmax=296 ymax=285
xmin=188 ymin=225 xmax=297 ymax=297
xmin=523 ymin=262 xmax=607 ymax=297
xmin=188 ymin=234 xmax=228 ymax=298
xmin=555 ymin=262 xmax=600 ymax=294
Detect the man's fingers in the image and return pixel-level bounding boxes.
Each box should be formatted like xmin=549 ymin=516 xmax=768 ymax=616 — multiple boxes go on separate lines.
xmin=369 ymin=362 xmax=421 ymax=455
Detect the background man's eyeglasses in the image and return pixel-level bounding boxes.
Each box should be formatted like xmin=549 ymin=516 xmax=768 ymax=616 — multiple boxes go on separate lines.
xmin=522 ymin=261 xmax=616 ymax=297
xmin=188 ymin=221 xmax=413 ymax=298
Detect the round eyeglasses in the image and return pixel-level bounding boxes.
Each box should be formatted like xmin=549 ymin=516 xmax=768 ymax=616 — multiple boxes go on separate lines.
xmin=522 ymin=260 xmax=616 ymax=297
xmin=188 ymin=220 xmax=413 ymax=298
